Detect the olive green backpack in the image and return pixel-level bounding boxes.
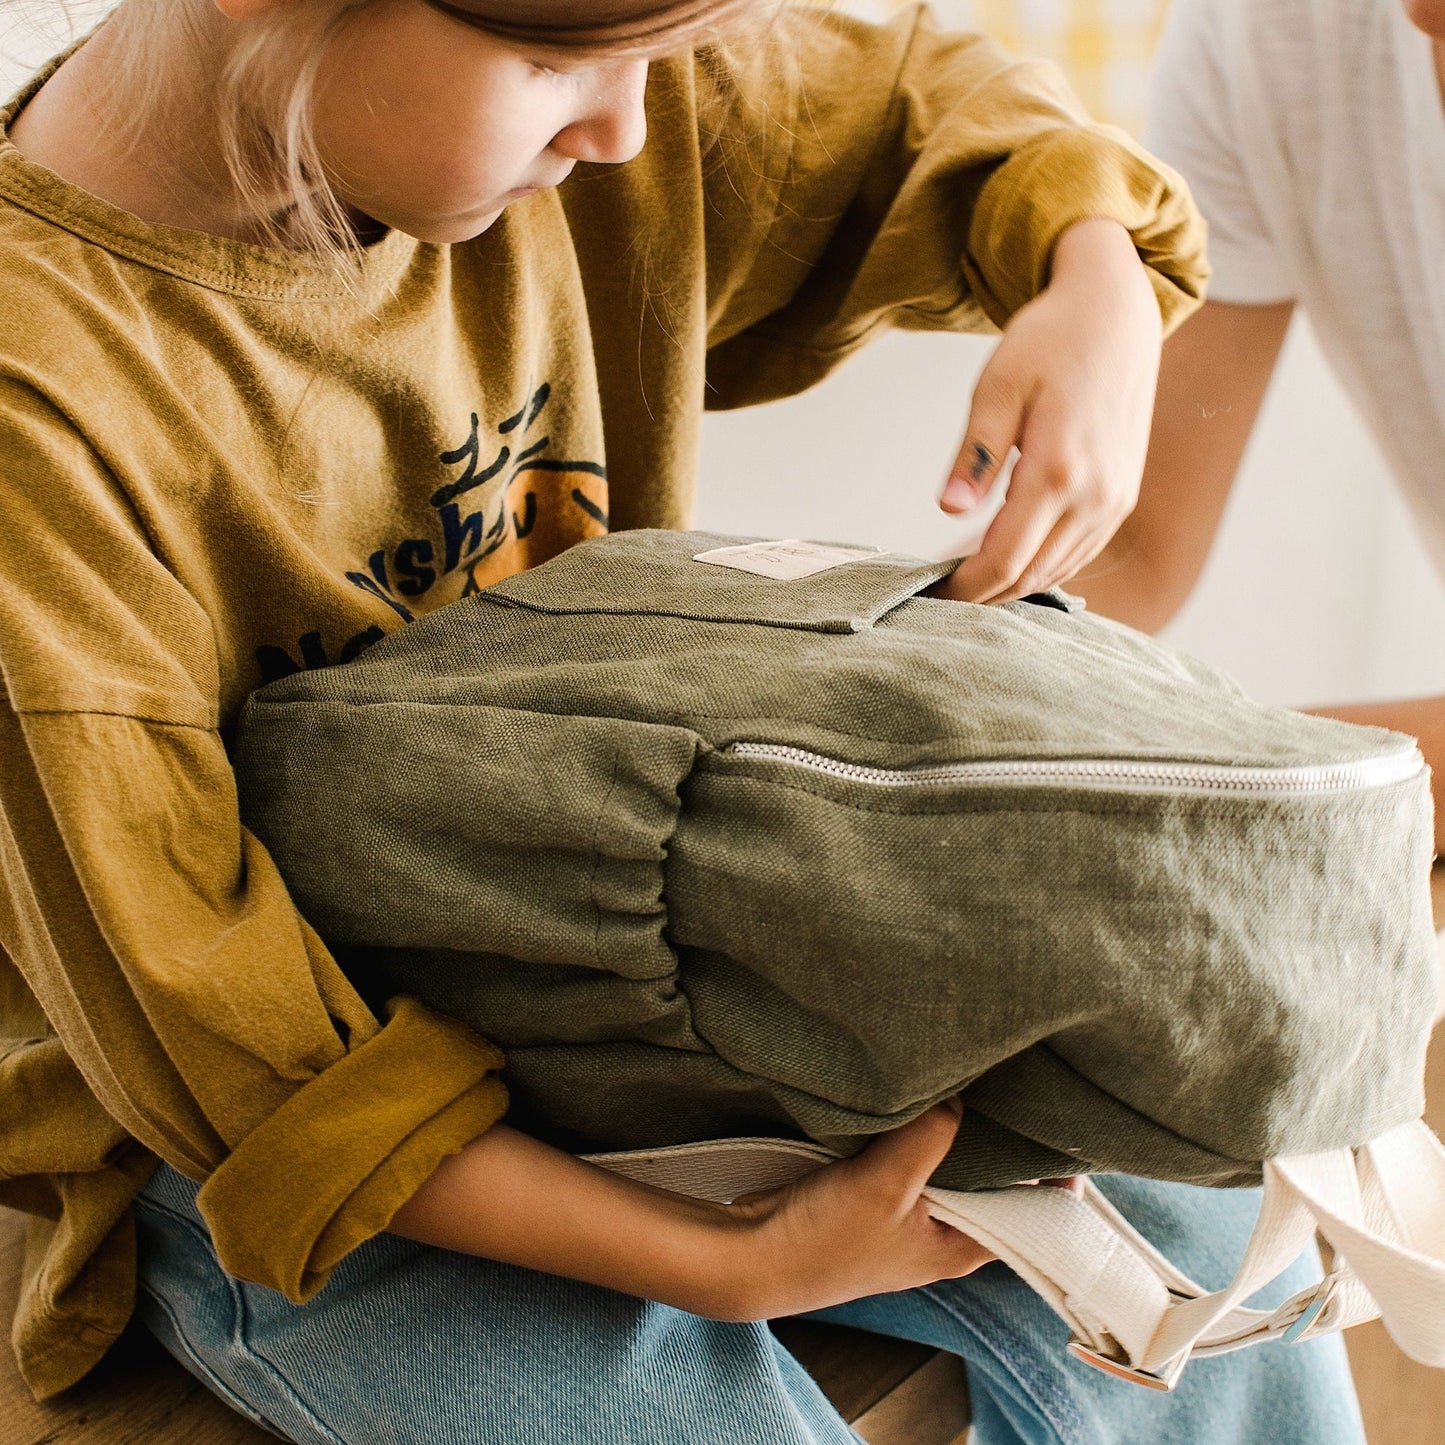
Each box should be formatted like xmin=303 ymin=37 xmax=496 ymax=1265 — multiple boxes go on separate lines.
xmin=235 ymin=529 xmax=1445 ymax=1387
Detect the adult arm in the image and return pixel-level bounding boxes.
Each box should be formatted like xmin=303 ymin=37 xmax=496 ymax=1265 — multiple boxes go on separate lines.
xmin=1073 ymin=0 xmax=1301 ymax=631
xmin=1071 ymin=297 xmax=1294 ymax=631
xmin=1072 ymin=306 xmax=1445 ymax=852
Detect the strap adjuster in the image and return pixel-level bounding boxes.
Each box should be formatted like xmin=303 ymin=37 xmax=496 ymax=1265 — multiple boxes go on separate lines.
xmin=1280 ymin=1275 xmax=1340 ymax=1344
xmin=1065 ymin=1339 xmax=1186 ymax=1391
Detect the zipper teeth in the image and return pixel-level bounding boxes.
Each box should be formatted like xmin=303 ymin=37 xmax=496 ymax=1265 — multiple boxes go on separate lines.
xmin=727 ymin=743 xmax=1424 ymax=796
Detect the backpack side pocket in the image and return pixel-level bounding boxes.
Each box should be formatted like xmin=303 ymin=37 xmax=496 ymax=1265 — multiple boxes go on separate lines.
xmin=237 ymin=698 xmax=702 ymax=982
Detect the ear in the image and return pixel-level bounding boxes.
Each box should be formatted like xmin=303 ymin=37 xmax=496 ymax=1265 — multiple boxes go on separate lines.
xmin=211 ymin=0 xmax=299 ymax=18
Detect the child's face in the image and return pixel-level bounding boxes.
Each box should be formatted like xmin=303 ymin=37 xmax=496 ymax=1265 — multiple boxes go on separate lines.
xmin=310 ymin=0 xmax=651 ymax=242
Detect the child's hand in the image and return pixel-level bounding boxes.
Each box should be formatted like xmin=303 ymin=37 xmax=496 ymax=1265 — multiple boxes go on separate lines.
xmin=389 ymin=1102 xmax=1075 ymax=1324
xmin=695 ymin=1102 xmax=999 ymax=1321
xmin=933 ymin=218 xmax=1164 ymax=604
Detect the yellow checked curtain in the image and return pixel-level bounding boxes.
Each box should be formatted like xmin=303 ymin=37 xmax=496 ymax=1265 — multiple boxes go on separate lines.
xmin=841 ymin=1 xmax=1170 ymax=134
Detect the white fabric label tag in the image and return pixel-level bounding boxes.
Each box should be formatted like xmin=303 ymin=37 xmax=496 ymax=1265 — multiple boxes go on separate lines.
xmin=692 ymin=540 xmax=881 ymax=580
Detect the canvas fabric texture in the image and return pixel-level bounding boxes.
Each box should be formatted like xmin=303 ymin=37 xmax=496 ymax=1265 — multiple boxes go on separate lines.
xmin=235 ymin=530 xmax=1440 ymax=1190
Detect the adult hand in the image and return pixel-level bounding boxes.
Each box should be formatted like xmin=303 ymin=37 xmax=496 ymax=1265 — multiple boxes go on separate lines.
xmin=934 ymin=217 xmax=1163 ymax=604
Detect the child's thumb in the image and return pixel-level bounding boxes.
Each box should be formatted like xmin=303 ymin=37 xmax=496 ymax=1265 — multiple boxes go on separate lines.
xmin=851 ymin=1100 xmax=963 ymax=1200
xmin=942 ymin=369 xmax=1023 ymax=513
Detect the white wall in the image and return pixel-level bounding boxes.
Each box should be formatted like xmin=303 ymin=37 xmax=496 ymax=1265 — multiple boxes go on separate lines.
xmin=6 ymin=3 xmax=1445 ymax=711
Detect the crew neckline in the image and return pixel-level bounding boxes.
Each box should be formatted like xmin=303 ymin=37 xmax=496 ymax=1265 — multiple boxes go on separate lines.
xmin=0 ymin=51 xmax=421 ymax=303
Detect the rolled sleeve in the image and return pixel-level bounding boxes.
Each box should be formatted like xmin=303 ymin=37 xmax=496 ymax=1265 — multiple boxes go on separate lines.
xmin=701 ymin=5 xmax=1208 ymax=409
xmin=0 ymin=701 xmax=511 ymax=1298
xmin=967 ymin=124 xmax=1209 ymax=332
xmin=199 ymin=995 xmax=506 ymax=1300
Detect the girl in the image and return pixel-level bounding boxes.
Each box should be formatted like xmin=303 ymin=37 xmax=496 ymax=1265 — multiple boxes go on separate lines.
xmin=0 ymin=0 xmax=1362 ymax=1439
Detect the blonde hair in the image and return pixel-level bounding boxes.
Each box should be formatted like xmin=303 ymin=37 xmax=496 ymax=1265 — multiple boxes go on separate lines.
xmin=63 ymin=0 xmax=767 ymax=267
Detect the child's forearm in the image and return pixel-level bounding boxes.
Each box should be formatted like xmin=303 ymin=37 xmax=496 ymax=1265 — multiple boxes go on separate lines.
xmin=1048 ymin=215 xmax=1152 ymax=292
xmin=387 ymin=1105 xmax=996 ymax=1321
xmin=387 ymin=1122 xmax=746 ymax=1316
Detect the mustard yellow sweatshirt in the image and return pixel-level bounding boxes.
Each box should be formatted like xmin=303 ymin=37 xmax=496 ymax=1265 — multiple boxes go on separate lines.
xmin=0 ymin=5 xmax=1206 ymax=1399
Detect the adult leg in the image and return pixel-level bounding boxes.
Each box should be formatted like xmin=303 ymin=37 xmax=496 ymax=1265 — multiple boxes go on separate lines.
xmin=809 ymin=1175 xmax=1367 ymax=1445
xmin=133 ymin=1164 xmax=860 ymax=1445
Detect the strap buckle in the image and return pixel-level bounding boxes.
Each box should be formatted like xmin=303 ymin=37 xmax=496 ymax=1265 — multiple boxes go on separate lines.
xmin=1065 ymin=1339 xmax=1186 ymax=1392
xmin=1280 ymin=1275 xmax=1340 ymax=1344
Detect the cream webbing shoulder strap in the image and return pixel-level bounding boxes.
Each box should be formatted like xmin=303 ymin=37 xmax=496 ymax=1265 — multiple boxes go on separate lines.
xmin=584 ymin=1120 xmax=1445 ymax=1391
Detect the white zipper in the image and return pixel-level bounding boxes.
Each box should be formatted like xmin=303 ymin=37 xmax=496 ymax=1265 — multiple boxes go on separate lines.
xmin=725 ymin=742 xmax=1425 ymax=797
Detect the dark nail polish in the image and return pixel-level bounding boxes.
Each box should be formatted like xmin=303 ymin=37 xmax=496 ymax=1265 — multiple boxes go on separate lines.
xmin=970 ymin=443 xmax=995 ymax=483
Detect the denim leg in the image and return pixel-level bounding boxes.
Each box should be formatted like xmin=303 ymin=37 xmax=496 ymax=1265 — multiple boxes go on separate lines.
xmin=136 ymin=1165 xmax=1367 ymax=1445
xmin=810 ymin=1175 xmax=1367 ymax=1445
xmin=133 ymin=1165 xmax=861 ymax=1445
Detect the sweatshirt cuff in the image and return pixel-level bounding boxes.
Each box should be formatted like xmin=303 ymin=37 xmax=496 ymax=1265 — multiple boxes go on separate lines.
xmin=965 ymin=126 xmax=1210 ymax=333
xmin=196 ymin=995 xmax=507 ymax=1302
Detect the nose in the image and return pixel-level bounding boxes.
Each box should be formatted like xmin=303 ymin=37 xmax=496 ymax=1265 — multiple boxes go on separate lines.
xmin=554 ymin=59 xmax=649 ymax=166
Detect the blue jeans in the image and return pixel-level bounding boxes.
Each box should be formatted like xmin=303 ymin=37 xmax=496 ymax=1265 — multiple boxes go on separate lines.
xmin=133 ymin=1164 xmax=1365 ymax=1444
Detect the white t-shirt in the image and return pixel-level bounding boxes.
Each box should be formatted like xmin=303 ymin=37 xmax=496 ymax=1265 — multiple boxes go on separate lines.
xmin=1147 ymin=0 xmax=1445 ymax=572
